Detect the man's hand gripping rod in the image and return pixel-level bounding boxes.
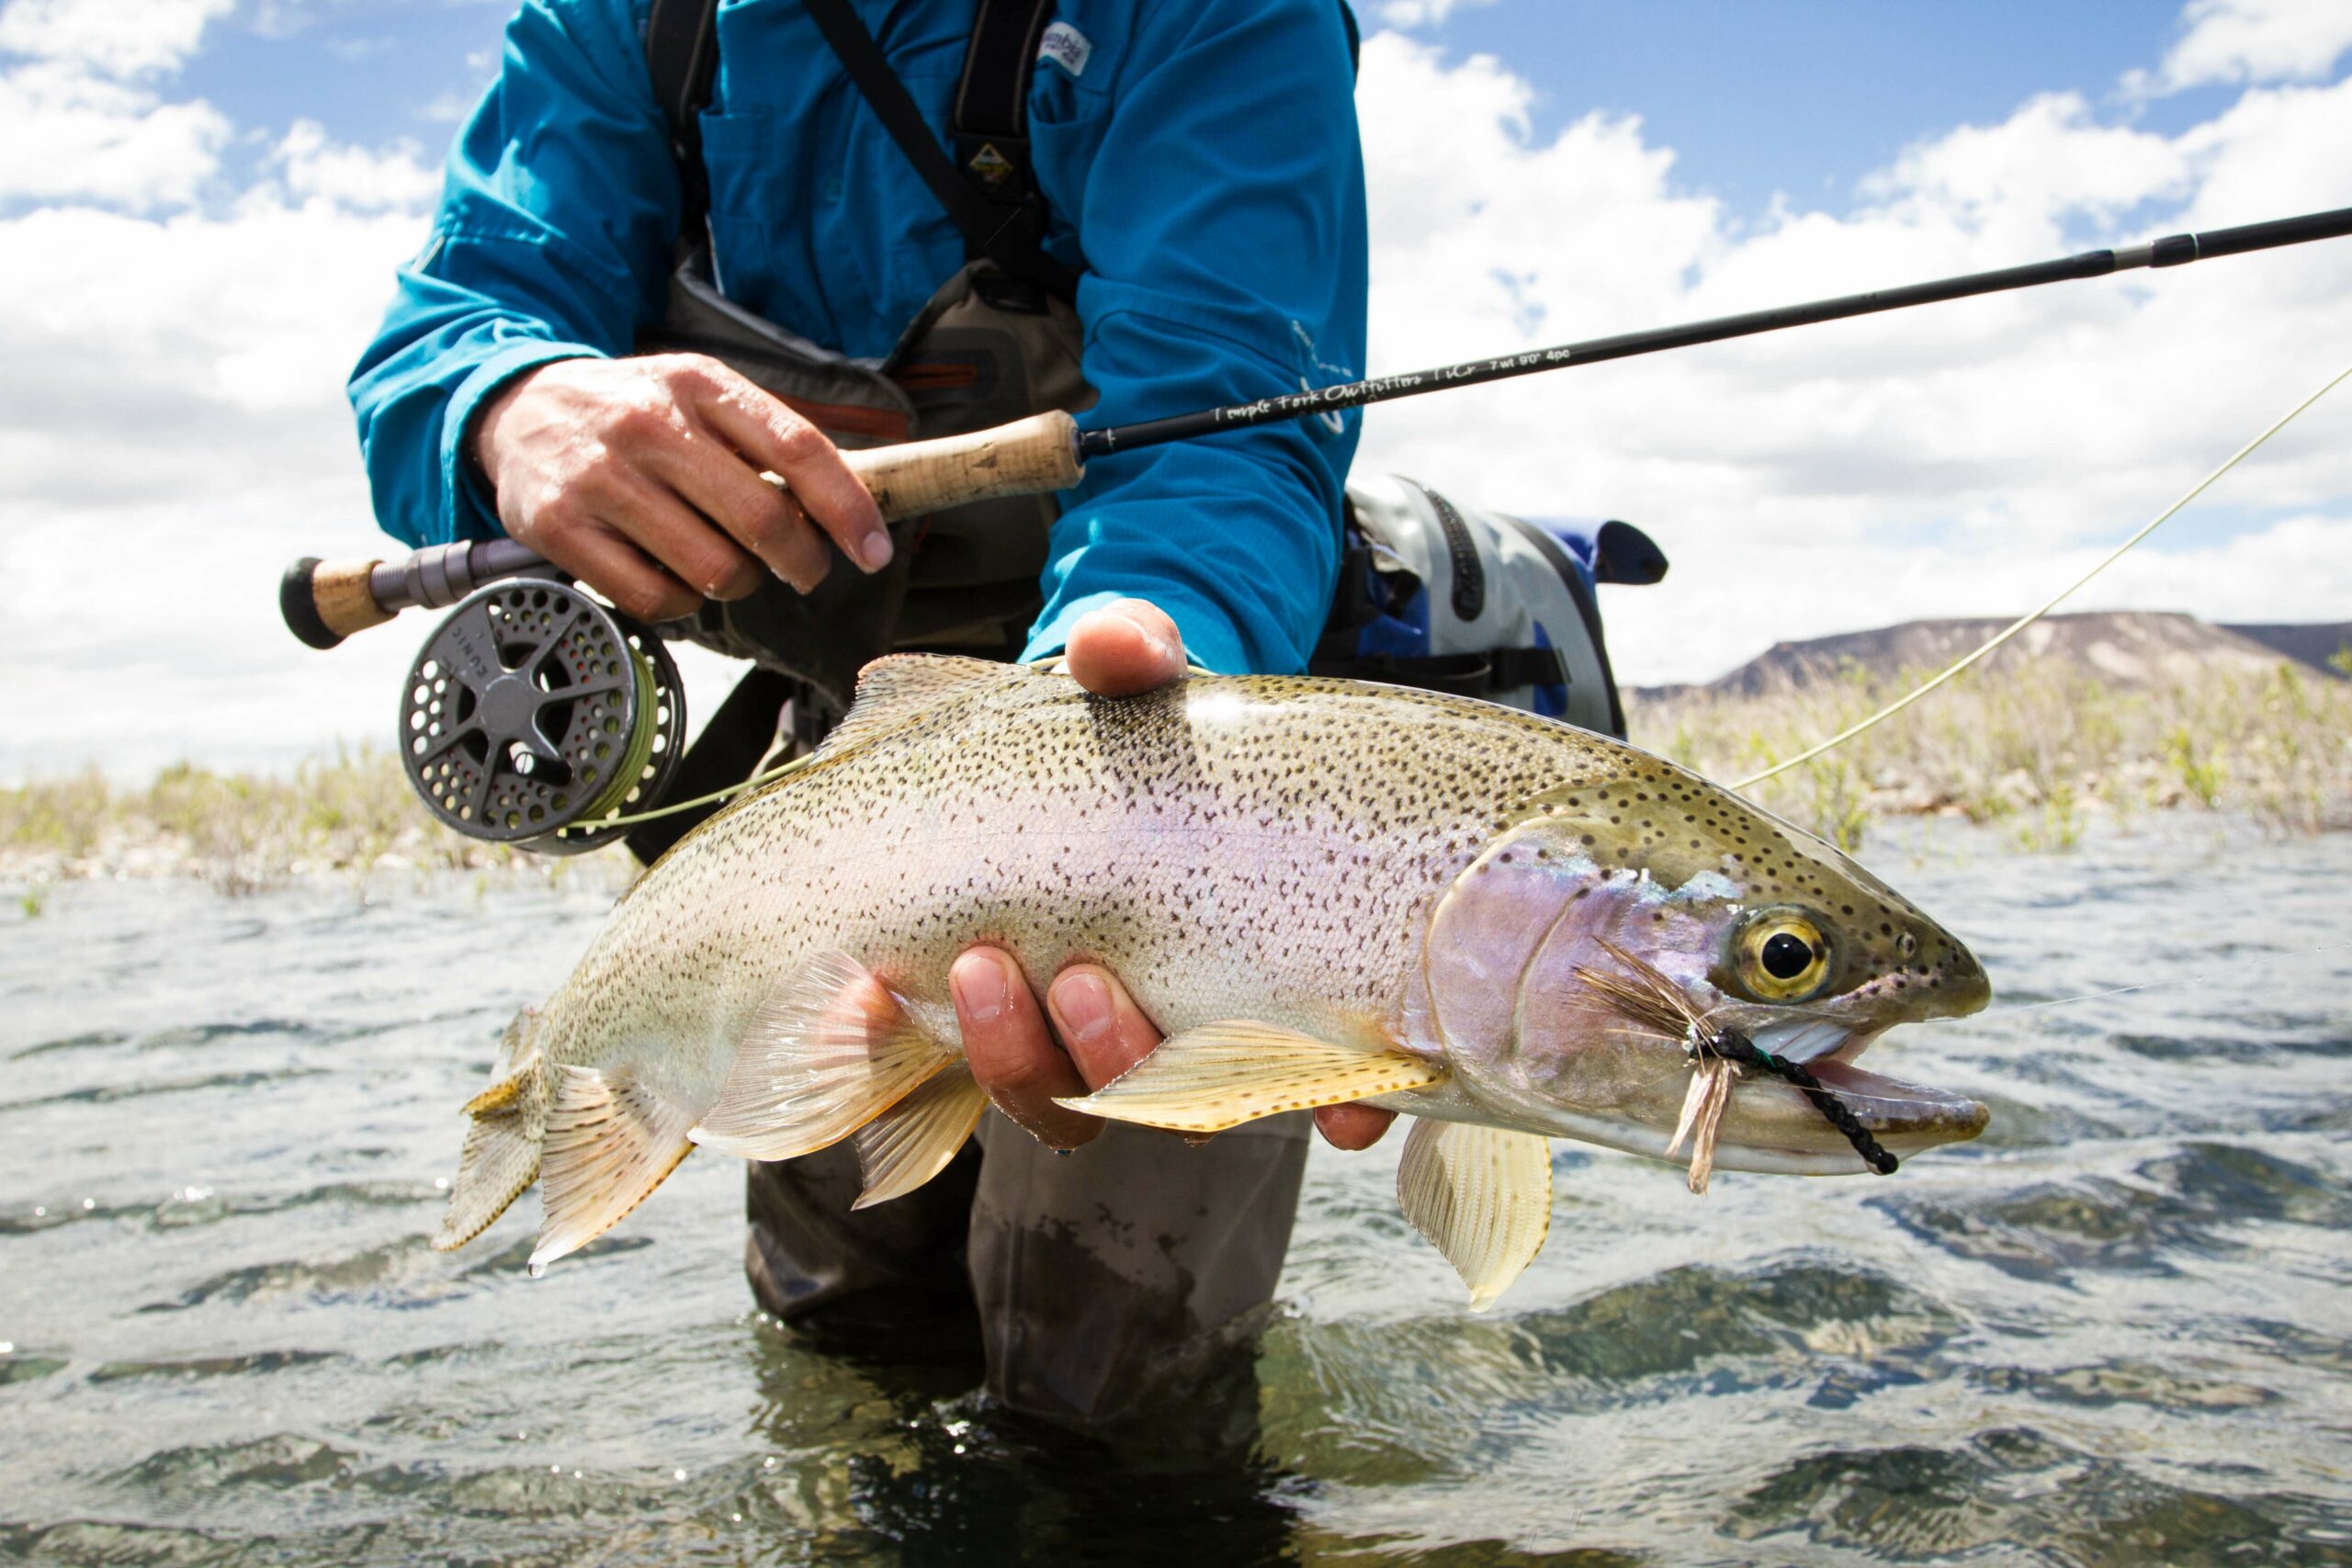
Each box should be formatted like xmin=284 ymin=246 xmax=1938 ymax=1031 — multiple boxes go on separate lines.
xmin=283 ymin=203 xmax=2352 ymax=649
xmin=280 ymin=410 xmax=1085 ymax=648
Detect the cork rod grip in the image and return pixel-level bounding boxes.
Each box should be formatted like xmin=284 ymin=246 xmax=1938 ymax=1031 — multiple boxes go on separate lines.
xmin=282 ymin=556 xmax=393 ymax=649
xmin=827 ymin=410 xmax=1084 ymax=521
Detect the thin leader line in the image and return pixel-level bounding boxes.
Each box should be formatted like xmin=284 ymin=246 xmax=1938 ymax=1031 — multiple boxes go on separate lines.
xmin=1735 ymin=359 xmax=2352 ymax=789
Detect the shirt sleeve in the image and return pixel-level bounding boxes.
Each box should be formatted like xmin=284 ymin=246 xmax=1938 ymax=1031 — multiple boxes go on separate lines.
xmin=1021 ymin=0 xmax=1369 ymax=676
xmin=347 ymin=0 xmax=674 ymax=548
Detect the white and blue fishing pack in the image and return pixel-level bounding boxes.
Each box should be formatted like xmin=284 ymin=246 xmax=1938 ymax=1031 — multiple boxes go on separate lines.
xmin=1315 ymin=474 xmax=1668 ymax=739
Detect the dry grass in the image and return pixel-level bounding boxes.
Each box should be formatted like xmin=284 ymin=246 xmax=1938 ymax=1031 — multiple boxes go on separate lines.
xmin=1632 ymin=658 xmax=2352 ymax=852
xmin=0 ymin=745 xmax=605 ymax=895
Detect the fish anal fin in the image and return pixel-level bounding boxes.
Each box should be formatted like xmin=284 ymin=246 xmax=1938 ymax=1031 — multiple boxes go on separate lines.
xmin=529 ymin=1061 xmax=696 ymax=1274
xmin=817 ymin=655 xmax=1015 ymax=759
xmin=1057 ymin=1021 xmax=1446 ymax=1134
xmin=1396 ymin=1119 xmax=1554 ymax=1312
xmin=852 ymin=1062 xmax=989 ymax=1210
xmin=690 ymin=950 xmax=957 ymax=1162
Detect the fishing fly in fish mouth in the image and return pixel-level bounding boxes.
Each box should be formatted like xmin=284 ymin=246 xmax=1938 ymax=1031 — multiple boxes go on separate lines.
xmin=431 ymin=654 xmax=1991 ymax=1312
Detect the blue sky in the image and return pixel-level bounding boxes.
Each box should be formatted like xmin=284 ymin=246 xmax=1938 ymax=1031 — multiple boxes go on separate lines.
xmin=181 ymin=1 xmax=2240 ymax=226
xmin=3 ymin=0 xmax=2349 ymax=774
xmin=1443 ymin=2 xmax=2237 ymax=209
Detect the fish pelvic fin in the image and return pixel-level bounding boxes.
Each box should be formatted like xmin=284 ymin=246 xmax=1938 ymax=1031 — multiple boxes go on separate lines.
xmin=689 ymin=949 xmax=958 ymax=1163
xmin=1057 ymin=1021 xmax=1447 ymax=1134
xmin=529 ymin=1060 xmax=697 ymax=1275
xmin=1396 ymin=1119 xmax=1554 ymax=1313
xmin=852 ymin=1061 xmax=989 ymax=1210
xmin=435 ymin=1006 xmax=549 ymax=1253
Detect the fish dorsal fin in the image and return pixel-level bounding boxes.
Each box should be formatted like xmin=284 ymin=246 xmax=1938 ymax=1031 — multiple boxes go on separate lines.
xmin=1058 ymin=1021 xmax=1446 ymax=1134
xmin=852 ymin=1061 xmax=989 ymax=1210
xmin=817 ymin=655 xmax=1015 ymax=760
xmin=691 ymin=950 xmax=958 ymax=1163
xmin=529 ymin=1060 xmax=697 ymax=1274
xmin=1396 ymin=1119 xmax=1554 ymax=1312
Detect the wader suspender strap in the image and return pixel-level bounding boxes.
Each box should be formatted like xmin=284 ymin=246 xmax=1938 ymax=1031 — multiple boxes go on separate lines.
xmin=799 ymin=0 xmax=1078 ymax=297
xmin=646 ymin=0 xmax=722 ymax=242
xmin=644 ymin=0 xmax=1076 ymax=296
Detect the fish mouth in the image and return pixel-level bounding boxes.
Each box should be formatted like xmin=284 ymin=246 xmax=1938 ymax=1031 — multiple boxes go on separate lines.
xmin=1709 ymin=1022 xmax=1988 ymax=1174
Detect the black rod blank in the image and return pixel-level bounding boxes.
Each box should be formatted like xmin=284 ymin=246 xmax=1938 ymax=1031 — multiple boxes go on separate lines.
xmin=1075 ymin=204 xmax=2352 ymax=460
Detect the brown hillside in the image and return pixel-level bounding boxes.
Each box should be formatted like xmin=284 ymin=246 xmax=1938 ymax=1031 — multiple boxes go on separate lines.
xmin=1693 ymin=611 xmax=2335 ymax=698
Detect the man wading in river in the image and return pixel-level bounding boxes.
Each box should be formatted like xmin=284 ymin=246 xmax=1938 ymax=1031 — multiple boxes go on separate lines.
xmin=349 ymin=0 xmax=1375 ymax=1424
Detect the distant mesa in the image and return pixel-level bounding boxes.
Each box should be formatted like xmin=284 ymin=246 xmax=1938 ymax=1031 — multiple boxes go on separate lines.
xmin=1645 ymin=612 xmax=2352 ymax=699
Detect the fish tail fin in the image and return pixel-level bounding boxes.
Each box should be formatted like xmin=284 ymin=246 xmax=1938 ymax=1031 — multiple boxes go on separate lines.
xmin=690 ymin=949 xmax=959 ymax=1164
xmin=434 ymin=1006 xmax=550 ymax=1252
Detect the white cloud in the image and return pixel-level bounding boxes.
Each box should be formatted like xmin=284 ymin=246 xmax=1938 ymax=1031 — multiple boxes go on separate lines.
xmin=1351 ymin=31 xmax=2352 ymax=687
xmin=0 ymin=0 xmax=233 ymax=76
xmin=2132 ymin=0 xmax=2352 ymax=95
xmin=0 ymin=59 xmax=229 ymax=206
xmin=0 ymin=0 xmax=240 ymax=209
xmin=272 ymin=118 xmax=443 ymax=211
xmin=1372 ymin=0 xmax=1495 ymax=31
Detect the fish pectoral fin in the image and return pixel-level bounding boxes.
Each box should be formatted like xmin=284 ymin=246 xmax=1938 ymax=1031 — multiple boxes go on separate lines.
xmin=690 ymin=949 xmax=956 ymax=1163
xmin=529 ymin=1061 xmax=696 ymax=1275
xmin=1396 ymin=1119 xmax=1553 ymax=1313
xmin=852 ymin=1061 xmax=989 ymax=1210
xmin=1057 ymin=1021 xmax=1446 ymax=1134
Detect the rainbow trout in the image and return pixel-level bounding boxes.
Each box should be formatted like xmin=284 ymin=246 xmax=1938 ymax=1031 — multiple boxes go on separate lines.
xmin=438 ymin=656 xmax=1989 ymax=1307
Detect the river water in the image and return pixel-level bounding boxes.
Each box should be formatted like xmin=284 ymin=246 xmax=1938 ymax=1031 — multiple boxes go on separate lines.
xmin=3 ymin=818 xmax=2349 ymax=1566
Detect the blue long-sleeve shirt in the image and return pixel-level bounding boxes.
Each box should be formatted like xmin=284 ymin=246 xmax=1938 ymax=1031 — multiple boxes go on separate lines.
xmin=349 ymin=0 xmax=1367 ymax=676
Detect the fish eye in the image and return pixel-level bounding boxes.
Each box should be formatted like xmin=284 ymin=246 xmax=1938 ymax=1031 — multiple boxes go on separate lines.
xmin=1731 ymin=909 xmax=1832 ymax=1002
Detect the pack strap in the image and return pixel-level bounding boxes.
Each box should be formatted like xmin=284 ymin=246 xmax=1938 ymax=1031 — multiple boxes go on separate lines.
xmin=952 ymin=0 xmax=1057 ymax=209
xmin=800 ymin=0 xmax=1079 ymax=297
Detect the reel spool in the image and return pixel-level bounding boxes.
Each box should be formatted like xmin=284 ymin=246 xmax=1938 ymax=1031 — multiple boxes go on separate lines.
xmin=400 ymin=579 xmax=686 ymax=855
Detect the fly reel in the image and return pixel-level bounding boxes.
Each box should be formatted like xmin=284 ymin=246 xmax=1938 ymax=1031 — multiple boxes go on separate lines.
xmin=400 ymin=579 xmax=686 ymax=855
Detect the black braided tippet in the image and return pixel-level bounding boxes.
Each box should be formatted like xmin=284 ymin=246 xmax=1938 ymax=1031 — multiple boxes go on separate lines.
xmin=1692 ymin=1028 xmax=1898 ymax=1176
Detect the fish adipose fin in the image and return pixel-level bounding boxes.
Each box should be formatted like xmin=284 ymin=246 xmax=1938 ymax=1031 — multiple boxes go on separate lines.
xmin=1058 ymin=1021 xmax=1446 ymax=1134
xmin=530 ymin=1061 xmax=697 ymax=1274
xmin=815 ymin=655 xmax=1013 ymax=761
xmin=852 ymin=1061 xmax=989 ymax=1210
xmin=691 ymin=950 xmax=957 ymax=1162
xmin=435 ymin=1006 xmax=549 ymax=1253
xmin=1396 ymin=1119 xmax=1554 ymax=1312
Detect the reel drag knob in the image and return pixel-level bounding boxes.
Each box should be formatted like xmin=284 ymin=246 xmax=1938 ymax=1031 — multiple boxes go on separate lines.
xmin=399 ymin=581 xmax=686 ymax=855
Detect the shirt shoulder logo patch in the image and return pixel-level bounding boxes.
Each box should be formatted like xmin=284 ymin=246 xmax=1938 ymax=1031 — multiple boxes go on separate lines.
xmin=1038 ymin=20 xmax=1091 ymax=79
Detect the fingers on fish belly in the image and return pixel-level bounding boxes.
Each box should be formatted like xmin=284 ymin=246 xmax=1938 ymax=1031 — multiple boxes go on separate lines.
xmin=1057 ymin=1020 xmax=1448 ymax=1134
xmin=691 ymin=948 xmax=961 ymax=1167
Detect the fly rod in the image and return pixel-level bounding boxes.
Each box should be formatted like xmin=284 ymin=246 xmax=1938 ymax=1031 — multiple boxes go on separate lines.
xmin=284 ymin=202 xmax=2352 ymax=648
